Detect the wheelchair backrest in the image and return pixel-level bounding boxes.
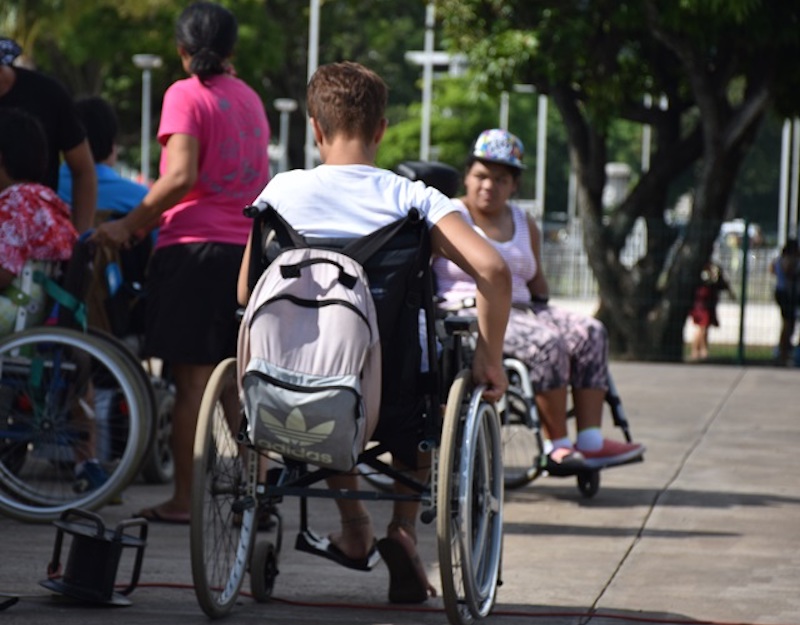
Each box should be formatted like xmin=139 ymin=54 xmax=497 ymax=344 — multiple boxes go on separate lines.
xmin=247 ymin=206 xmax=440 ymax=428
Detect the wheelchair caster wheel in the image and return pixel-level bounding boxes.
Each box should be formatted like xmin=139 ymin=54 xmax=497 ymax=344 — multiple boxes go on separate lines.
xmin=140 ymin=383 xmax=175 ymax=484
xmin=577 ymin=470 xmax=600 ymax=498
xmin=250 ymin=540 xmax=279 ymax=602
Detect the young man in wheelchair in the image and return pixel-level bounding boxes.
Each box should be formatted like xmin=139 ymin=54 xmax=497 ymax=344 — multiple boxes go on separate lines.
xmin=237 ymin=61 xmax=511 ymax=604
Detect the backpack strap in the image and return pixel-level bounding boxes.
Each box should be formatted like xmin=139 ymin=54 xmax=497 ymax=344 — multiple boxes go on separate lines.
xmin=245 ymin=203 xmax=308 ymax=291
xmin=342 ymin=209 xmax=425 ymax=266
xmin=261 ymin=204 xmax=308 ymax=249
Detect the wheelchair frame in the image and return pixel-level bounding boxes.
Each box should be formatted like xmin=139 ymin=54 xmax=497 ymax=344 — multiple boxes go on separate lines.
xmin=500 ymin=359 xmax=640 ymax=497
xmin=358 ymin=356 xmax=639 ymax=500
xmin=189 ymin=316 xmax=505 ymax=625
xmin=0 ymin=326 xmax=155 ymax=521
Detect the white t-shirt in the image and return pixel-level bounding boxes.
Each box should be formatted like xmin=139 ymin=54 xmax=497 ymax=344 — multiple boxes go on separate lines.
xmin=251 ymin=164 xmax=458 ymax=236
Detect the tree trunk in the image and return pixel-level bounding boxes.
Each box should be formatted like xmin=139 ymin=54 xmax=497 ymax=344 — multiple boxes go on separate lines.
xmin=559 ymin=87 xmax=767 ymax=361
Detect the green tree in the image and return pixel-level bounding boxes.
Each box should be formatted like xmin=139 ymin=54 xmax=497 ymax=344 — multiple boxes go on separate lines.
xmin=2 ymin=1 xmax=432 ymax=171
xmin=438 ymin=0 xmax=800 ymax=360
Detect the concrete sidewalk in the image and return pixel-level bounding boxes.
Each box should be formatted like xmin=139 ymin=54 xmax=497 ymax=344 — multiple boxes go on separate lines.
xmin=1 ymin=362 xmax=799 ymax=625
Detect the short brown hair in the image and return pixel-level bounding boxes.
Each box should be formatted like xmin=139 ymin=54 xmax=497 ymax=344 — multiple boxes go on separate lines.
xmin=307 ymin=61 xmax=387 ymax=143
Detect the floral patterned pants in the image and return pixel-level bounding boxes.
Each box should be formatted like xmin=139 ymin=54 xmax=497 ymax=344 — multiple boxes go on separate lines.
xmin=501 ymin=303 xmax=609 ymax=393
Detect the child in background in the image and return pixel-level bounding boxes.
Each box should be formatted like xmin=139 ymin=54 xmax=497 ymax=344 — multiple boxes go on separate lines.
xmin=0 ymin=107 xmax=76 ymax=336
xmin=689 ymin=260 xmax=735 ymax=361
xmin=0 ymin=106 xmax=110 ymax=492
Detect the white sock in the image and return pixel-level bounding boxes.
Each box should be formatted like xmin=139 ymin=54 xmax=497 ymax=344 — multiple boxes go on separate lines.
xmin=576 ymin=427 xmax=603 ymax=452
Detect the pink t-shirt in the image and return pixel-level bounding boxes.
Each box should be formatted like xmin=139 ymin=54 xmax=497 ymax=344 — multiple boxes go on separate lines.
xmin=155 ymin=74 xmax=271 ymax=249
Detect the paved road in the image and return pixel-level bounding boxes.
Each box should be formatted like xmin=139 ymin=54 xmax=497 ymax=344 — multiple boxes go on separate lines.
xmin=1 ymin=362 xmax=799 ymax=625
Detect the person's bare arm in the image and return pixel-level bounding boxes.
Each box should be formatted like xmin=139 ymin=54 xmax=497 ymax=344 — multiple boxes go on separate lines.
xmin=63 ymin=139 xmax=97 ymax=234
xmin=525 ymin=214 xmax=550 ymax=301
xmin=94 ymin=134 xmax=198 ymax=247
xmin=432 ymin=212 xmax=511 ymax=402
xmin=237 ymin=230 xmax=253 ymax=306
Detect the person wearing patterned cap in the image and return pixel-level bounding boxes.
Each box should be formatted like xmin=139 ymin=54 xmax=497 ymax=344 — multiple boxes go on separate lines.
xmin=0 ymin=36 xmax=96 ymax=233
xmin=434 ymin=128 xmax=646 ymax=470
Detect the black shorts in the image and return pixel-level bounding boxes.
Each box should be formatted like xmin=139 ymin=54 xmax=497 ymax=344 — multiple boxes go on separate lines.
xmin=775 ymin=288 xmax=799 ymax=321
xmin=144 ymin=242 xmax=244 ymax=365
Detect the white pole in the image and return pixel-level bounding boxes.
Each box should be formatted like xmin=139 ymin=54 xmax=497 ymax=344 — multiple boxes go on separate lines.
xmin=568 ymin=169 xmax=577 ymax=219
xmin=641 ymin=94 xmax=652 ymax=173
xmin=778 ymin=118 xmax=791 ymax=245
xmin=535 ymin=94 xmax=548 ymax=214
xmin=132 ymin=54 xmax=162 ymax=184
xmin=141 ymin=68 xmax=152 ymax=183
xmin=420 ymin=2 xmax=435 ymax=161
xmin=499 ymin=91 xmax=509 ymax=130
xmin=305 ymin=0 xmax=320 ymax=169
xmin=274 ymin=98 xmax=298 ymax=174
xmin=791 ymin=118 xmax=800 ymax=239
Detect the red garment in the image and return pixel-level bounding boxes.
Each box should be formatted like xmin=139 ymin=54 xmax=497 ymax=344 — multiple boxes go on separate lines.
xmin=689 ymin=285 xmax=720 ymax=328
xmin=0 ymin=183 xmax=77 ymax=275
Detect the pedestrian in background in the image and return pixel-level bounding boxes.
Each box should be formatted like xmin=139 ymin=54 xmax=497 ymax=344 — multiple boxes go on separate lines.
xmin=688 ymin=260 xmax=735 ymax=361
xmin=95 ymin=1 xmax=271 ymax=524
xmin=770 ymin=238 xmax=800 ymax=366
xmin=60 ymin=95 xmax=152 ymax=339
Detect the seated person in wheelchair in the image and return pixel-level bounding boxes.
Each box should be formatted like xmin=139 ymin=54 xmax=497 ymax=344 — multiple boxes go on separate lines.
xmin=0 ymin=107 xmax=77 ymax=337
xmin=58 ymin=96 xmax=153 ymax=340
xmin=238 ymin=61 xmax=511 ymax=603
xmin=0 ymin=107 xmax=111 ymax=490
xmin=58 ymin=96 xmax=149 ymax=229
xmin=434 ymin=128 xmax=644 ymax=470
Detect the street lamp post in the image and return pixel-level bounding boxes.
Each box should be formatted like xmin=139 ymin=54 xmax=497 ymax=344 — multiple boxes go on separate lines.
xmin=274 ymin=98 xmax=298 ymax=174
xmin=132 ymin=54 xmax=163 ymax=184
xmin=305 ymin=0 xmax=320 ymax=169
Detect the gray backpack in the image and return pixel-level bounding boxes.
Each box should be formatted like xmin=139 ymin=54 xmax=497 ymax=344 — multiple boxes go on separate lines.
xmin=238 ymin=206 xmax=417 ymax=471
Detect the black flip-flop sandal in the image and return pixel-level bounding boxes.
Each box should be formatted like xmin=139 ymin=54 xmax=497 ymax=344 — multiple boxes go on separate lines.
xmin=295 ymin=528 xmax=379 ymax=571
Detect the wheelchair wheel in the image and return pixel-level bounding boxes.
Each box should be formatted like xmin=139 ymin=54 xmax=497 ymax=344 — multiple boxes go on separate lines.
xmin=0 ymin=327 xmax=150 ymax=522
xmin=139 ymin=378 xmax=175 ymax=484
xmin=500 ymin=386 xmax=541 ymax=490
xmin=438 ymin=370 xmax=504 ymax=625
xmin=250 ymin=539 xmax=279 ymax=602
xmin=191 ymin=358 xmax=256 ymax=618
xmin=577 ymin=470 xmax=600 ymax=498
xmin=85 ymin=329 xmax=160 ymax=483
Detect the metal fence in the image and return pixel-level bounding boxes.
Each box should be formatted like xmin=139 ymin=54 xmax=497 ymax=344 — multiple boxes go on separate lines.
xmin=539 ymin=218 xmax=788 ymax=359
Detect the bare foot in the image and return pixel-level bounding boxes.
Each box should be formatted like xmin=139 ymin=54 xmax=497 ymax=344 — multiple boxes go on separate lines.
xmin=329 ymin=513 xmax=375 ymax=560
xmin=136 ymin=501 xmax=190 ymax=524
xmin=386 ymin=519 xmax=436 ymax=599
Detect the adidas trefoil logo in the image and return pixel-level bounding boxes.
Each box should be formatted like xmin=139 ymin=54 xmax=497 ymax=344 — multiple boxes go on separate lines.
xmin=258 ymin=406 xmax=336 ymax=447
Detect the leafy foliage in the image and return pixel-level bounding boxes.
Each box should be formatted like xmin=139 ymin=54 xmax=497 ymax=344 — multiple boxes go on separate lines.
xmin=438 ymin=0 xmax=800 ymax=360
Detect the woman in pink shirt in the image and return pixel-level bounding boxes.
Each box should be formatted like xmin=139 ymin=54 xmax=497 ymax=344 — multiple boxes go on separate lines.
xmin=96 ymin=1 xmax=271 ymax=523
